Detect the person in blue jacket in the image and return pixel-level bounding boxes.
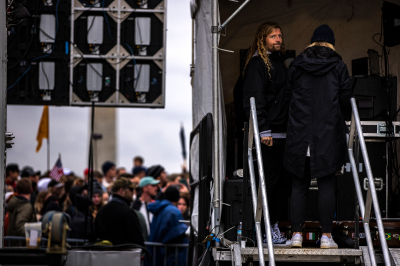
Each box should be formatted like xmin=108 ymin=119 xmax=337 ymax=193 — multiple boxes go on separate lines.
xmin=148 ymin=185 xmax=188 ymax=266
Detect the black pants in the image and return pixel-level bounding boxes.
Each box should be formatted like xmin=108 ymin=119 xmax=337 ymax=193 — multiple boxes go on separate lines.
xmin=290 ymin=158 xmax=336 ymax=233
xmin=260 ymin=138 xmax=291 ymax=224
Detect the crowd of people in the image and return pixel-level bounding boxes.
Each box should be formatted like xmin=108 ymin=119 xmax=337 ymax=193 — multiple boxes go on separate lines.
xmin=4 ymin=156 xmax=191 ymax=264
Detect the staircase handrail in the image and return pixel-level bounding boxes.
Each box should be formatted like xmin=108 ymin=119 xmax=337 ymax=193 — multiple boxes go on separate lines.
xmin=348 ymin=97 xmax=391 ymax=265
xmin=247 ymin=97 xmax=275 ymax=266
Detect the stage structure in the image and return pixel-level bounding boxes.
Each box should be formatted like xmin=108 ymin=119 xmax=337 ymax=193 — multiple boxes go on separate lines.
xmin=190 ymin=0 xmax=400 ymax=265
xmin=6 ymin=0 xmax=167 ymax=108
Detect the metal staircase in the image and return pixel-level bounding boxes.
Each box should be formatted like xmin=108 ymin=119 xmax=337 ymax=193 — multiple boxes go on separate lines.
xmin=214 ymin=97 xmax=399 ymax=265
xmin=347 ymin=97 xmax=391 ymax=265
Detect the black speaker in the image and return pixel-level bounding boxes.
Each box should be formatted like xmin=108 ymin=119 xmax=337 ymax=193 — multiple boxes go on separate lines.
xmin=352 ymin=57 xmax=368 ymax=76
xmin=336 ymin=141 xmax=387 ymax=221
xmin=351 ymin=76 xmax=397 ymax=121
xmin=383 ymin=1 xmax=400 ymax=47
xmin=221 ymin=179 xmax=243 ymax=241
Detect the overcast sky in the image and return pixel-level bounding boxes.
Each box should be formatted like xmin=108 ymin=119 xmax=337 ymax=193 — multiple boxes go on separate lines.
xmin=7 ymin=0 xmax=192 ymax=176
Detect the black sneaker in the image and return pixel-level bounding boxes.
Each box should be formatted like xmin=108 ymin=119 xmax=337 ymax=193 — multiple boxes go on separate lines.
xmin=262 ymin=226 xmax=292 ymax=247
xmin=272 ymin=227 xmax=291 ymax=247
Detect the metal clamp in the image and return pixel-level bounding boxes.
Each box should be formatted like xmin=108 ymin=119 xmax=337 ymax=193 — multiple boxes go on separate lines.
xmin=363 ymin=177 xmax=384 ymax=191
xmin=211 ymin=26 xmax=220 ymax=33
xmin=213 ymin=199 xmax=231 ymax=206
xmin=377 ymin=123 xmax=396 ymax=136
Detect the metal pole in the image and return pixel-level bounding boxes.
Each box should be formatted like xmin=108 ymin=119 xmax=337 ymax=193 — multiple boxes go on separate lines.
xmin=69 ymin=0 xmax=74 ymax=105
xmin=248 ymin=155 xmax=266 ymax=266
xmin=247 ymin=118 xmax=265 ymax=266
xmin=191 ymin=18 xmax=195 ymax=76
xmin=116 ymin=0 xmax=121 ymax=104
xmin=94 ymin=139 xmax=98 ymax=171
xmin=0 ymin=0 xmax=7 ymax=249
xmin=351 ymin=98 xmax=391 ymax=265
xmin=385 ymin=142 xmax=389 ymax=218
xmin=211 ymin=0 xmax=221 ymax=246
xmin=347 ymin=133 xmax=377 ymax=266
xmin=220 ymin=0 xmax=252 ymax=30
xmin=354 ymin=132 xmax=360 ymax=250
xmin=347 ymin=134 xmax=366 ymax=217
xmin=250 ymin=98 xmax=275 ymax=266
xmin=191 ymin=18 xmax=195 ymax=129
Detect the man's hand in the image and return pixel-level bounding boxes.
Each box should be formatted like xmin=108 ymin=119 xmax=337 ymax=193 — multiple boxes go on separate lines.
xmin=261 ymin=136 xmax=273 ymax=146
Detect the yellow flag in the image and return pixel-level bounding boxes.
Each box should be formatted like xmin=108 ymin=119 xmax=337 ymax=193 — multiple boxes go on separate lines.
xmin=36 ymin=106 xmax=49 ymax=152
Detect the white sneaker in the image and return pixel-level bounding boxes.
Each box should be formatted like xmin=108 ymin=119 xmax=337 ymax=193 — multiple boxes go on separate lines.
xmin=320 ymin=236 xmax=338 ymax=249
xmin=291 ymin=234 xmax=303 ymax=248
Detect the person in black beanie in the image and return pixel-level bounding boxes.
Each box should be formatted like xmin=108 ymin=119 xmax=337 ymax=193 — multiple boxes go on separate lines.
xmin=285 ymin=24 xmax=352 ymax=249
xmin=101 ymin=161 xmax=116 ymax=190
xmin=146 ymin=165 xmax=168 ymax=189
xmin=242 ymin=21 xmax=291 ymax=246
xmin=148 ymin=185 xmax=188 ymax=265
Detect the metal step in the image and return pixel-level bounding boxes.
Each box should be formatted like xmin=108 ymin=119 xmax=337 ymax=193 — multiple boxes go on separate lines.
xmin=360 ymin=246 xmax=373 ymax=266
xmin=390 ymin=248 xmax=400 ymax=265
xmin=354 ymin=247 xmax=400 ymax=266
xmin=213 ymin=245 xmax=362 ymax=264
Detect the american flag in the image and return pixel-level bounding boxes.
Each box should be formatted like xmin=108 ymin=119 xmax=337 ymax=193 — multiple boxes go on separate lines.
xmin=50 ymin=157 xmax=63 ymax=181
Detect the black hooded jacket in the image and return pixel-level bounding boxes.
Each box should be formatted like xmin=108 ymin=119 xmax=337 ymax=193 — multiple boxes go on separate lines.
xmin=284 ymin=46 xmax=352 ymax=179
xmin=243 ymin=52 xmax=289 ymax=133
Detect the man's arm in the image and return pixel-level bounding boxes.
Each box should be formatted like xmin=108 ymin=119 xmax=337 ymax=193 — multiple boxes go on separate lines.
xmin=243 ymin=58 xmax=271 ymax=133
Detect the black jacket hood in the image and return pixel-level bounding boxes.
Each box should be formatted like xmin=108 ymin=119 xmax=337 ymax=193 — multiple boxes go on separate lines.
xmin=293 ymin=46 xmax=341 ymax=76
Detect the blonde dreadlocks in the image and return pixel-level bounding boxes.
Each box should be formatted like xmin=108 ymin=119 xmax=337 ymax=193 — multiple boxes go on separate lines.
xmin=243 ymin=22 xmax=285 ymax=79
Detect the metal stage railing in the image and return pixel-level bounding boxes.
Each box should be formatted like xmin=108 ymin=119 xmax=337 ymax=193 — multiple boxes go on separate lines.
xmin=347 ymin=97 xmax=391 ymax=265
xmin=247 ymin=97 xmax=275 ymax=266
xmin=245 ymin=97 xmax=391 ymax=266
xmin=4 ymin=236 xmax=189 ymax=266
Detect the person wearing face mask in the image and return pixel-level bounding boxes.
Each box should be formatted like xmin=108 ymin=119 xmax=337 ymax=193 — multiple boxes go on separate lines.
xmin=242 ymin=21 xmax=291 ymax=247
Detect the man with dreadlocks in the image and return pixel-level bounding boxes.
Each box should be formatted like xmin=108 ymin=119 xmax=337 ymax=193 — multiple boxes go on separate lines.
xmin=243 ymin=21 xmax=291 ymax=246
